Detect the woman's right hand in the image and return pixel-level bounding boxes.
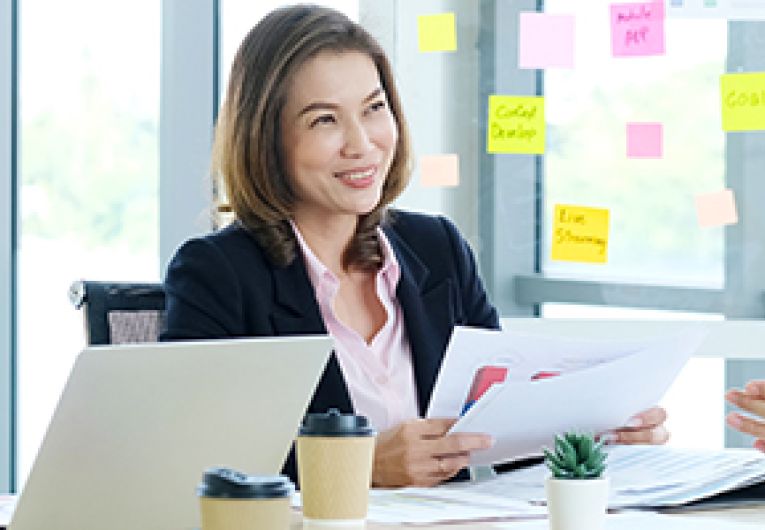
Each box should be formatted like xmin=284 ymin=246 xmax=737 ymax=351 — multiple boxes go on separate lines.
xmin=725 ymin=380 xmax=765 ymax=452
xmin=371 ymin=418 xmax=494 ymax=487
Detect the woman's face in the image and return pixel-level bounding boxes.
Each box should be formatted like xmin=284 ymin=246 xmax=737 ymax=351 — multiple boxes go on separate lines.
xmin=281 ymin=50 xmax=398 ymax=225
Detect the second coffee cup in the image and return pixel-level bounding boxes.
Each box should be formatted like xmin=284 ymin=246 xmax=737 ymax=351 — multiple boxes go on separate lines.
xmin=297 ymin=409 xmax=376 ymax=524
xmin=197 ymin=468 xmax=294 ymax=530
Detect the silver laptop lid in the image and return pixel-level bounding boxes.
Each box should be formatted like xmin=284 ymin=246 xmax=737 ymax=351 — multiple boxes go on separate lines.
xmin=11 ymin=335 xmax=332 ymax=530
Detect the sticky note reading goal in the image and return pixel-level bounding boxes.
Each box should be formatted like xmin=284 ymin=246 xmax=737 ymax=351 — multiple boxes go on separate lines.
xmin=551 ymin=205 xmax=610 ymax=264
xmin=487 ymin=95 xmax=545 ymax=154
xmin=417 ymin=13 xmax=457 ymax=52
xmin=720 ymin=72 xmax=765 ymax=131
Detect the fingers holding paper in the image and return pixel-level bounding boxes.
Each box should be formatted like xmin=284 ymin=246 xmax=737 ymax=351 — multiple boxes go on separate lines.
xmin=604 ymin=406 xmax=670 ymax=445
xmin=372 ymin=418 xmax=494 ymax=487
xmin=725 ymin=380 xmax=765 ymax=451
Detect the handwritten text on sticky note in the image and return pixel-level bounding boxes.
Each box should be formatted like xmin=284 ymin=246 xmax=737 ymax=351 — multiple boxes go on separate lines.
xmin=695 ymin=189 xmax=738 ymax=228
xmin=417 ymin=13 xmax=457 ymax=53
xmin=519 ymin=12 xmax=576 ymax=69
xmin=487 ymin=95 xmax=545 ymax=154
xmin=551 ymin=205 xmax=610 ymax=264
xmin=720 ymin=72 xmax=765 ymax=131
xmin=611 ymin=2 xmax=665 ymax=57
xmin=420 ymin=154 xmax=460 ymax=187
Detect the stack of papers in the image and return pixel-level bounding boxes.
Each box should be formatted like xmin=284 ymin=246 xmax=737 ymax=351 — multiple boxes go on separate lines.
xmin=445 ymin=445 xmax=765 ymax=509
xmin=496 ymin=512 xmax=762 ymax=529
xmin=427 ymin=326 xmax=708 ymax=465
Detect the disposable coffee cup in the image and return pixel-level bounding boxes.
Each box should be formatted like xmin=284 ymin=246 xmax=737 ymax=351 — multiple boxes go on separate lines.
xmin=197 ymin=467 xmax=294 ymax=530
xmin=297 ymin=409 xmax=376 ymax=525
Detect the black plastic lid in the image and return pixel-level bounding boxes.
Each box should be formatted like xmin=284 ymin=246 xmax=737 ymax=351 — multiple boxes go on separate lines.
xmin=197 ymin=468 xmax=294 ymax=499
xmin=298 ymin=408 xmax=376 ymax=437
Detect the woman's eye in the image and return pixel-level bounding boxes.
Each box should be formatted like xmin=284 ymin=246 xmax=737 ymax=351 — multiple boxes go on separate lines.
xmin=368 ymin=101 xmax=386 ymax=113
xmin=310 ymin=114 xmax=336 ymax=127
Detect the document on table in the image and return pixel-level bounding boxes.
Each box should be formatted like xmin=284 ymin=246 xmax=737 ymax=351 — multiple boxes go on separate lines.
xmin=492 ymin=511 xmax=762 ymax=529
xmin=444 ymin=445 xmax=765 ymax=509
xmin=293 ymin=489 xmax=545 ymax=525
xmin=428 ymin=326 xmax=708 ymax=465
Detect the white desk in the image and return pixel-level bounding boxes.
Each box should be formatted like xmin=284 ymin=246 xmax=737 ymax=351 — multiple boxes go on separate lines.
xmin=290 ymin=505 xmax=765 ymax=528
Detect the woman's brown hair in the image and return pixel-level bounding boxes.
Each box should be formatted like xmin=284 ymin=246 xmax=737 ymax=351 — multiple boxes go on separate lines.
xmin=212 ymin=4 xmax=412 ymax=270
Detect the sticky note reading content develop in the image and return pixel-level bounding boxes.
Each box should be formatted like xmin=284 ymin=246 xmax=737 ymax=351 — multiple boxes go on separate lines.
xmin=611 ymin=2 xmax=665 ymax=57
xmin=695 ymin=189 xmax=738 ymax=228
xmin=551 ymin=205 xmax=610 ymax=264
xmin=518 ymin=12 xmax=576 ymax=69
xmin=420 ymin=154 xmax=460 ymax=187
xmin=720 ymin=72 xmax=765 ymax=131
xmin=487 ymin=95 xmax=545 ymax=154
xmin=627 ymin=122 xmax=663 ymax=158
xmin=417 ymin=13 xmax=457 ymax=53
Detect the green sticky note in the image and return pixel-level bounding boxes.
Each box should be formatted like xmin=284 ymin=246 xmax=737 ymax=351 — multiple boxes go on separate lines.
xmin=720 ymin=72 xmax=765 ymax=131
xmin=418 ymin=13 xmax=457 ymax=52
xmin=486 ymin=95 xmax=545 ymax=154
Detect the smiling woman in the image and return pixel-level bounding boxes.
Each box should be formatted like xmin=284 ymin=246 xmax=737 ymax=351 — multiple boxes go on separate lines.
xmin=160 ymin=4 xmax=670 ymax=489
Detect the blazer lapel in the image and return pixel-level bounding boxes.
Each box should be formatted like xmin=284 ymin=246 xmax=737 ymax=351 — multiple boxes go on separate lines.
xmin=270 ymin=257 xmax=353 ymax=414
xmin=385 ymin=227 xmax=455 ymax=417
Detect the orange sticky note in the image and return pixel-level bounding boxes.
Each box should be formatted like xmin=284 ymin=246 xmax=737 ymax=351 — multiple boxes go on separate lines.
xmin=695 ymin=189 xmax=738 ymax=228
xmin=420 ymin=154 xmax=459 ymax=187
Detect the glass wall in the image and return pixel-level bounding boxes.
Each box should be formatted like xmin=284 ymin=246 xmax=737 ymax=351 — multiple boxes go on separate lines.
xmin=17 ymin=0 xmax=160 ymax=486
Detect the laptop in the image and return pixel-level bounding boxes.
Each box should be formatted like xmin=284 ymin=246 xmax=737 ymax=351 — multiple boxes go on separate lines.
xmin=10 ymin=335 xmax=333 ymax=530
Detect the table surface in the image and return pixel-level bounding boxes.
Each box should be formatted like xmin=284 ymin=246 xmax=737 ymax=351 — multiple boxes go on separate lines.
xmin=289 ymin=505 xmax=765 ymax=528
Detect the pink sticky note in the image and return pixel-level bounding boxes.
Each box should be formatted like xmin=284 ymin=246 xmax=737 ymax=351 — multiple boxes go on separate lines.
xmin=627 ymin=122 xmax=663 ymax=158
xmin=420 ymin=154 xmax=459 ymax=188
xmin=695 ymin=189 xmax=738 ymax=228
xmin=611 ymin=2 xmax=665 ymax=57
xmin=519 ymin=12 xmax=575 ymax=69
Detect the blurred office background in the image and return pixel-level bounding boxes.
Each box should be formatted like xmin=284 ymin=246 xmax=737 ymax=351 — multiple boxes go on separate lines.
xmin=1 ymin=0 xmax=763 ymax=492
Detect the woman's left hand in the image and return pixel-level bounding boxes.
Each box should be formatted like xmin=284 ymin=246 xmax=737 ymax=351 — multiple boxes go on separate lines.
xmin=602 ymin=406 xmax=669 ymax=445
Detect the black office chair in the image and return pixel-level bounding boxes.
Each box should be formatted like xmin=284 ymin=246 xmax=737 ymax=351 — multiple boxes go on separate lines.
xmin=69 ymin=280 xmax=166 ymax=345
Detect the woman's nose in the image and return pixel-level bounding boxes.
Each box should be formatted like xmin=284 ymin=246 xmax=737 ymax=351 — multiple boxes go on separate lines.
xmin=341 ymin=120 xmax=373 ymax=157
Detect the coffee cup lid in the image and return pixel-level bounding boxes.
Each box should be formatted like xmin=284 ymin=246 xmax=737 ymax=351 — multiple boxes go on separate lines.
xmin=298 ymin=408 xmax=376 ymax=437
xmin=197 ymin=468 xmax=294 ymax=499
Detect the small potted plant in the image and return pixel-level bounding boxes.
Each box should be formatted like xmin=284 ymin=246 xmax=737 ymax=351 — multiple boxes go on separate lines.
xmin=543 ymin=432 xmax=609 ymax=530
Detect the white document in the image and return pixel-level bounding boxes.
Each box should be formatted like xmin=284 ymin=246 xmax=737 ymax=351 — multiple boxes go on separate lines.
xmin=492 ymin=511 xmax=762 ymax=530
xmin=436 ymin=327 xmax=707 ymax=465
xmin=667 ymin=0 xmax=765 ymax=20
xmin=445 ymin=445 xmax=765 ymax=509
xmin=427 ymin=326 xmax=651 ymax=419
xmin=366 ymin=487 xmax=545 ymax=525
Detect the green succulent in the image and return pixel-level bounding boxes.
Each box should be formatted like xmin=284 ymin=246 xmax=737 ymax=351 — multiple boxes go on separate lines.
xmin=543 ymin=432 xmax=607 ymax=480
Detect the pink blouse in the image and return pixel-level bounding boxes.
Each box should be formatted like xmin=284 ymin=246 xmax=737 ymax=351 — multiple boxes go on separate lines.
xmin=291 ymin=223 xmax=420 ymax=432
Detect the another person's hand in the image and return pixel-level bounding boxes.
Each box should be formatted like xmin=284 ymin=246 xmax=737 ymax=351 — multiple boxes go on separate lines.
xmin=725 ymin=380 xmax=765 ymax=452
xmin=602 ymin=406 xmax=670 ymax=445
xmin=372 ymin=418 xmax=493 ymax=487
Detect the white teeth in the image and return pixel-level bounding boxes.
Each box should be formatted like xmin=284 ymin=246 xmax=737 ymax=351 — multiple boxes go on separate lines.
xmin=341 ymin=168 xmax=375 ymax=180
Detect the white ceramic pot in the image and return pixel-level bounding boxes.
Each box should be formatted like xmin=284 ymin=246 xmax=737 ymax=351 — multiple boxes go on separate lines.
xmin=545 ymin=476 xmax=610 ymax=530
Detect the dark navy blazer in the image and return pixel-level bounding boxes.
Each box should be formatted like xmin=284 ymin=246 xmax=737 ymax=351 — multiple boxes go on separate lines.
xmin=161 ymin=210 xmax=499 ymax=482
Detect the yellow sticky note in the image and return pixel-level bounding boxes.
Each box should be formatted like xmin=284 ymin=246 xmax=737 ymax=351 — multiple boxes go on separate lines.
xmin=720 ymin=72 xmax=765 ymax=131
xmin=551 ymin=204 xmax=610 ymax=264
xmin=418 ymin=13 xmax=457 ymax=52
xmin=420 ymin=154 xmax=460 ymax=187
xmin=487 ymin=95 xmax=545 ymax=154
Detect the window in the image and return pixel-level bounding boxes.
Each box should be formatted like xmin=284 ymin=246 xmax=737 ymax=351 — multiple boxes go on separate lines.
xmin=17 ymin=0 xmax=159 ymax=486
